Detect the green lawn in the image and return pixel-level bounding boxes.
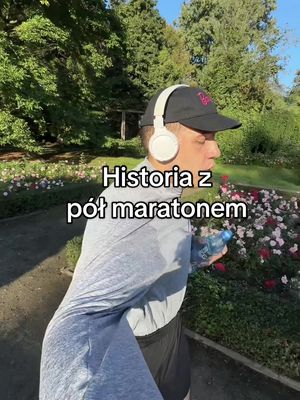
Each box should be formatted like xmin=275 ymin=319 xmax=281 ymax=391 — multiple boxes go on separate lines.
xmin=89 ymin=156 xmax=300 ymax=194
xmin=89 ymin=156 xmax=144 ymax=171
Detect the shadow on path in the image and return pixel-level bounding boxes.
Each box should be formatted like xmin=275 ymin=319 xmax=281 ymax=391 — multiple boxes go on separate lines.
xmin=0 ymin=204 xmax=298 ymax=399
xmin=0 ymin=204 xmax=86 ymax=287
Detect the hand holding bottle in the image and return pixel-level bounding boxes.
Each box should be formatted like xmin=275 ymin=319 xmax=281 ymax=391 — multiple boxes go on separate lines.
xmin=190 ymin=230 xmax=233 ymax=268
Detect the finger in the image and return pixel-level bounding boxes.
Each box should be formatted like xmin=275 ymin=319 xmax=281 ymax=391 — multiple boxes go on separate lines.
xmin=209 ymin=247 xmax=228 ymax=264
xmin=221 ymin=245 xmax=228 ymax=256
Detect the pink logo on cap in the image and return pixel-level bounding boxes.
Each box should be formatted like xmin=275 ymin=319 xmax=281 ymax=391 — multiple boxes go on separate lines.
xmin=197 ymin=92 xmax=212 ymax=106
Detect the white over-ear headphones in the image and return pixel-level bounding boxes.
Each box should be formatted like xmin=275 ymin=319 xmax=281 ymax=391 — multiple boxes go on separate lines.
xmin=149 ymin=84 xmax=189 ymax=162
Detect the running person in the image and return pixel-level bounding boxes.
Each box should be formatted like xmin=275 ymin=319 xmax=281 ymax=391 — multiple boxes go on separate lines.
xmin=39 ymin=85 xmax=241 ymax=400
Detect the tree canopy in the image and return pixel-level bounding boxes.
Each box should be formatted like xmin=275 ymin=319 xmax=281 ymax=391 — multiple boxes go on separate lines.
xmin=0 ymin=0 xmax=294 ymax=153
xmin=180 ymin=0 xmax=283 ymax=111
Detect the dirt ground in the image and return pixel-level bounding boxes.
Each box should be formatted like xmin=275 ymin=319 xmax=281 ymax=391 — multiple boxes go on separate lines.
xmin=0 ymin=204 xmax=298 ymax=400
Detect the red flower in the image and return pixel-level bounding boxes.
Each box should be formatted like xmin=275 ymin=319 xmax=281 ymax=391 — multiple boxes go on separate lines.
xmin=265 ymin=217 xmax=276 ymax=226
xmin=264 ymin=279 xmax=276 ymax=289
xmin=221 ymin=175 xmax=229 ymax=183
xmin=214 ymin=263 xmax=226 ymax=272
xmin=259 ymin=248 xmax=271 ymax=260
xmin=251 ymin=190 xmax=259 ymax=202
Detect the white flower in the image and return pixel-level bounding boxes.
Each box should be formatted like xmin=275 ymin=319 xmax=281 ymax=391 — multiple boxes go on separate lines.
xmin=254 ymin=225 xmax=264 ymax=230
xmin=274 ymin=208 xmax=281 ymax=214
xmin=273 ymin=249 xmax=282 ymax=255
xmin=246 ymin=229 xmax=254 ymax=238
xmin=262 ymin=236 xmax=271 ymax=242
xmin=270 ymin=240 xmax=276 ymax=247
xmin=289 ymin=244 xmax=298 ymax=254
xmin=276 ymin=237 xmax=284 ymax=247
xmin=281 ymin=275 xmax=288 ymax=285
xmin=239 ymin=248 xmax=247 ymax=258
xmin=288 ymin=231 xmax=297 ymax=239
xmin=272 ymin=228 xmax=281 ymax=238
xmin=278 ymin=223 xmax=287 ymax=230
xmin=276 ymin=216 xmax=283 ymax=222
xmin=3 ymin=192 xmax=8 ymax=196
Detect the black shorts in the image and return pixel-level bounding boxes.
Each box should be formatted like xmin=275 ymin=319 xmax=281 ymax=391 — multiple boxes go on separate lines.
xmin=135 ymin=312 xmax=191 ymax=400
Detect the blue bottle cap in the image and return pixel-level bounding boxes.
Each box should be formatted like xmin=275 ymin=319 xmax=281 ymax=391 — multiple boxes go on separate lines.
xmin=221 ymin=230 xmax=233 ymax=242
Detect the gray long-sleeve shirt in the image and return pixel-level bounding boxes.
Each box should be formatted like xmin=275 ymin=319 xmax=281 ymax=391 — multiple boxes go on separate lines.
xmin=39 ymin=157 xmax=193 ymax=400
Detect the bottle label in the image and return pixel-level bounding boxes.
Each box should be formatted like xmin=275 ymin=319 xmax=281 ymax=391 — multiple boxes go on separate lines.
xmin=198 ymin=245 xmax=209 ymax=260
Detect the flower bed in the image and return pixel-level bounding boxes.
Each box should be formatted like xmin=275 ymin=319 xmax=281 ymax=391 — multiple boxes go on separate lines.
xmin=0 ymin=158 xmax=103 ymax=195
xmin=191 ymin=176 xmax=300 ymax=296
xmin=0 ymin=159 xmax=105 ymax=218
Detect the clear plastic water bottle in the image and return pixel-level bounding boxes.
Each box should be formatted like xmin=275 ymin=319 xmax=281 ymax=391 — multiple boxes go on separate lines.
xmin=191 ymin=230 xmax=233 ymax=266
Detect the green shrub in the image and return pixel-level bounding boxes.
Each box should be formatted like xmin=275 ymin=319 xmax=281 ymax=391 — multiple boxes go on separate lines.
xmin=65 ymin=235 xmax=83 ymax=272
xmin=182 ymin=271 xmax=300 ymax=379
xmin=0 ymin=111 xmax=43 ymax=154
xmin=217 ymin=108 xmax=300 ymax=167
xmin=95 ymin=136 xmax=146 ymax=157
xmin=244 ymin=109 xmax=300 ymax=156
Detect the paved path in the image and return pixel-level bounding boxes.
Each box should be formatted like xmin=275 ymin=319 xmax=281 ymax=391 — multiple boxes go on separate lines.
xmin=0 ymin=205 xmax=298 ymax=400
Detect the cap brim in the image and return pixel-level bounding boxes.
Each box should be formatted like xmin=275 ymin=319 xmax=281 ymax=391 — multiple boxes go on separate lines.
xmin=179 ymin=113 xmax=241 ymax=132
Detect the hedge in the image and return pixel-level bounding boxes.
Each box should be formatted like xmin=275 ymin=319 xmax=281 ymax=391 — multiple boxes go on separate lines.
xmin=0 ymin=182 xmax=103 ymax=219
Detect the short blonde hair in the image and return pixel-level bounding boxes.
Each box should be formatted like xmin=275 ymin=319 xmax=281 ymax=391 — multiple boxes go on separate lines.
xmin=139 ymin=122 xmax=180 ymax=151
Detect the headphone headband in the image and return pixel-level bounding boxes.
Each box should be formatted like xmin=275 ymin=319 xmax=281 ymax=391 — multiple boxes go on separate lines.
xmin=153 ymin=84 xmax=189 ymax=129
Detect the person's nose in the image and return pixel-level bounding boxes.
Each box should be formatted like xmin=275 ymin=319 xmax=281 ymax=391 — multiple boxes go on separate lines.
xmin=209 ymin=142 xmax=221 ymax=159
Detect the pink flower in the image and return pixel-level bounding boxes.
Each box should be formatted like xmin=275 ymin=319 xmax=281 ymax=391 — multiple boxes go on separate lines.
xmin=231 ymin=191 xmax=242 ymax=200
xmin=214 ymin=263 xmax=226 ymax=272
xmin=264 ymin=280 xmax=276 ymax=289
xmin=289 ymin=244 xmax=298 ymax=254
xmin=221 ymin=185 xmax=228 ymax=193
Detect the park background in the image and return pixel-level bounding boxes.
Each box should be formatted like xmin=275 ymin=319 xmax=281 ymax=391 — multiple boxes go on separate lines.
xmin=0 ymin=1 xmax=300 ymax=399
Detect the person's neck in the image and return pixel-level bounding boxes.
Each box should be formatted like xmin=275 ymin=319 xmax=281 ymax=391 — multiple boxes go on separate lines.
xmin=146 ymin=155 xmax=173 ymax=173
xmin=146 ymin=155 xmax=183 ymax=196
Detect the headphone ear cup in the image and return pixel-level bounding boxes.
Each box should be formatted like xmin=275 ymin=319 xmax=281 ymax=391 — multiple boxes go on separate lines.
xmin=149 ymin=127 xmax=179 ymax=162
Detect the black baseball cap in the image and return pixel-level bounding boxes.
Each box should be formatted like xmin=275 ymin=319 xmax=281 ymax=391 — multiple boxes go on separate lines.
xmin=140 ymin=86 xmax=241 ymax=132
